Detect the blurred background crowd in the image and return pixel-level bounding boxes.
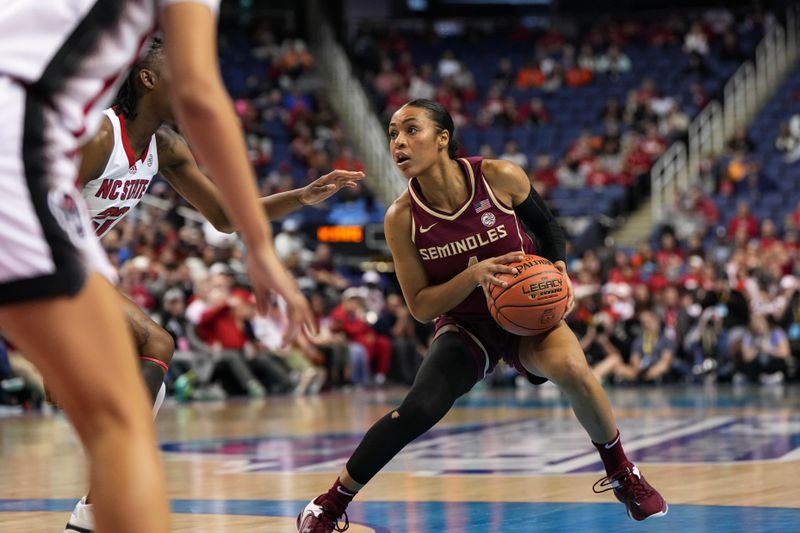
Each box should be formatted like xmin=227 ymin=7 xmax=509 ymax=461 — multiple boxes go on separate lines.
xmin=1 ymin=1 xmax=798 ymax=411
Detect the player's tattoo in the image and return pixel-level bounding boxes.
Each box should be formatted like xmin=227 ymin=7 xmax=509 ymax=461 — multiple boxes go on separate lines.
xmin=155 ymin=126 xmax=183 ymax=168
xmin=126 ymin=309 xmax=152 ymax=350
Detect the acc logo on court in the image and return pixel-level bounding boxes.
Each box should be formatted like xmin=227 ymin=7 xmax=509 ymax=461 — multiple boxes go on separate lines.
xmin=481 ymin=212 xmax=496 ymax=227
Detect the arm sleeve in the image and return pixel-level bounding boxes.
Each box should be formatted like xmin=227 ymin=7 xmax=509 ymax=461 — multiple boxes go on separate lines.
xmin=513 ymin=187 xmax=567 ymax=263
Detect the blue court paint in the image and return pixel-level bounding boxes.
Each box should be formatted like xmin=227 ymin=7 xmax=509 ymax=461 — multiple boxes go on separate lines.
xmin=428 ymin=385 xmax=800 ymax=411
xmin=161 ymin=414 xmax=800 ymax=475
xmin=0 ymin=499 xmax=797 ymax=533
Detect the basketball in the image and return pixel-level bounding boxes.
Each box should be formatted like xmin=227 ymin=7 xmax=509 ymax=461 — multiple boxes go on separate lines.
xmin=487 ymin=255 xmax=569 ymax=336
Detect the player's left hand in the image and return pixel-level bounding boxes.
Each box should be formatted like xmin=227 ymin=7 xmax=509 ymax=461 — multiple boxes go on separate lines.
xmin=299 ymin=169 xmax=365 ymax=205
xmin=554 ymin=260 xmax=575 ymax=317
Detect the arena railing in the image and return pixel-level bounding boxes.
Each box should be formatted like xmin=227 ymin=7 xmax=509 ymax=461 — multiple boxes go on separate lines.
xmin=651 ymin=142 xmax=688 ymax=219
xmin=304 ymin=0 xmax=406 ymax=207
xmin=652 ymin=3 xmax=800 ymax=220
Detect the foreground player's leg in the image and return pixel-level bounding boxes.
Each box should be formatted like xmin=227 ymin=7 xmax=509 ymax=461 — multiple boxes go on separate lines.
xmin=0 ymin=274 xmax=169 ymax=533
xmin=66 ymin=294 xmax=174 ymax=531
xmin=297 ymin=332 xmax=478 ymax=532
xmin=519 ymin=322 xmax=667 ymax=521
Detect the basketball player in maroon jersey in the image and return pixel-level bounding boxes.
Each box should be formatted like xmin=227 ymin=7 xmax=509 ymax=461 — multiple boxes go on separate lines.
xmin=1 ymin=1 xmax=316 ymax=531
xmin=297 ymin=99 xmax=667 ymax=532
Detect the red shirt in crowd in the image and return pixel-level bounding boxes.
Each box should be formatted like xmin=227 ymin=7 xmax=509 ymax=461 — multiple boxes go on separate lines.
xmin=727 ymin=214 xmax=759 ymax=238
xmin=329 ymin=304 xmax=374 ymax=341
xmin=694 ymin=196 xmax=720 ymax=225
xmin=197 ymin=305 xmax=247 ymax=350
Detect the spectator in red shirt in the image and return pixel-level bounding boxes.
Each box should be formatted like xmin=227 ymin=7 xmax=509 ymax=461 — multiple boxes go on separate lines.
xmin=585 ymin=160 xmax=614 ymax=187
xmin=759 ymin=219 xmax=780 ymax=250
xmin=687 ymin=185 xmax=720 ymax=225
xmin=680 ymin=255 xmax=706 ymax=291
xmin=478 ymin=86 xmax=505 ymax=126
xmin=727 ymin=201 xmax=759 ymax=239
xmin=521 ymin=97 xmax=550 ymax=126
xmin=530 ymin=153 xmax=558 ymax=188
xmin=655 ymin=232 xmax=684 ymax=268
xmin=395 ymin=51 xmax=415 ymax=82
xmin=647 ymin=268 xmax=671 ymax=294
xmin=449 ymin=97 xmax=471 ymax=129
xmin=197 ymin=289 xmax=295 ymax=395
xmin=196 ymin=288 xmax=252 ymax=350
xmin=640 ymin=123 xmax=667 ymax=159
xmin=374 ymin=59 xmax=402 ymax=97
xmin=330 ymin=288 xmax=392 ymax=385
xmin=608 ymin=250 xmax=641 ymax=285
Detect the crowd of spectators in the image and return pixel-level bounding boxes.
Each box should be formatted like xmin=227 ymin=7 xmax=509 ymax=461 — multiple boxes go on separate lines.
xmin=1 ymin=8 xmax=796 ymax=411
xmin=219 ymin=20 xmax=377 ymax=226
xmin=562 ymin=216 xmax=798 ymax=386
xmin=351 ymin=7 xmax=772 ymax=199
xmin=2 ymin=170 xmax=796 ymax=410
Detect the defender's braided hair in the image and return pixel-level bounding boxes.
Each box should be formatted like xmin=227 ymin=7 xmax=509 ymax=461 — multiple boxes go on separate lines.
xmin=114 ymin=38 xmax=163 ymax=120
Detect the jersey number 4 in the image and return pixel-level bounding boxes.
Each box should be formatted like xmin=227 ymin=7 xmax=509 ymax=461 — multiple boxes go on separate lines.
xmin=92 ymin=206 xmax=130 ymax=236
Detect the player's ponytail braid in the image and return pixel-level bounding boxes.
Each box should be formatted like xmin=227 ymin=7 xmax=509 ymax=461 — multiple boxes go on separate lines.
xmin=113 ymin=38 xmax=163 ymax=120
xmin=405 ymin=98 xmax=459 ymax=159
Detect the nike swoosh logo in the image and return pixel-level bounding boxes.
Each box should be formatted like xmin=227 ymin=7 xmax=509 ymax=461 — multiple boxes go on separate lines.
xmin=604 ymin=435 xmax=621 ymax=449
xmin=420 ymin=223 xmax=437 ymax=233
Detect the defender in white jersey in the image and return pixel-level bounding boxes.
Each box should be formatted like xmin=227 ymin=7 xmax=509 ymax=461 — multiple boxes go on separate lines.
xmin=62 ymin=39 xmax=364 ymax=533
xmin=0 ymin=2 xmax=324 ymax=532
xmin=83 ymin=108 xmax=160 ymax=238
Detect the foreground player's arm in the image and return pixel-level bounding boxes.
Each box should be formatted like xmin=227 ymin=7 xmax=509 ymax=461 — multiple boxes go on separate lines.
xmin=160 ymin=2 xmax=315 ymax=337
xmin=77 ymin=117 xmax=115 ymax=186
xmin=483 ymin=159 xmax=574 ymax=313
xmin=385 ymin=195 xmax=522 ymax=323
xmin=157 ymin=128 xmax=365 ymax=233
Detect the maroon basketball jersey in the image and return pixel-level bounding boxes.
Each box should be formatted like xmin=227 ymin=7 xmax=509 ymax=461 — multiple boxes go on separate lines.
xmin=408 ymin=157 xmax=536 ymax=320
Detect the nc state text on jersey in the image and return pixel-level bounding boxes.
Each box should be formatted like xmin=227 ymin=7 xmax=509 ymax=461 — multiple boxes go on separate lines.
xmin=93 ymin=178 xmax=150 ymax=201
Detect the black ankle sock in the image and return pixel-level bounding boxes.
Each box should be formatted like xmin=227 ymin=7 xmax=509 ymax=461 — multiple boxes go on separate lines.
xmin=139 ymin=358 xmax=166 ymax=402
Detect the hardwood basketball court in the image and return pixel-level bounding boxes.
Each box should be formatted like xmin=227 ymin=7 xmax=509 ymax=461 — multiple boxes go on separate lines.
xmin=1 ymin=384 xmax=798 ymax=532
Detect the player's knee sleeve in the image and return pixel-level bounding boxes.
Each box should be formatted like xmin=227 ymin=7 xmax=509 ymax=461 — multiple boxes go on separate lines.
xmin=345 ymin=332 xmax=479 ymax=484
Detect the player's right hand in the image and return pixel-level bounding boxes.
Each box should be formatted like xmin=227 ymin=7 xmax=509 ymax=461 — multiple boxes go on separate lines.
xmin=244 ymin=244 xmax=317 ymax=344
xmin=470 ymin=252 xmax=525 ymax=289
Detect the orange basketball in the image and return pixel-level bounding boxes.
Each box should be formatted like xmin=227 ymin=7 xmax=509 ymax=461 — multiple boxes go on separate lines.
xmin=487 ymin=254 xmax=569 ymax=336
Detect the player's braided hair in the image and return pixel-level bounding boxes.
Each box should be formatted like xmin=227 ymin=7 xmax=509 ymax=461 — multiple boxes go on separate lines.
xmin=114 ymin=38 xmax=163 ymax=120
xmin=405 ymin=98 xmax=459 ymax=159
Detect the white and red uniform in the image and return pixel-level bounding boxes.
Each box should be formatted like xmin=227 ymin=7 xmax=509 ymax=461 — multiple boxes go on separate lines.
xmin=0 ymin=0 xmax=218 ymax=304
xmin=83 ymin=109 xmax=159 ymax=238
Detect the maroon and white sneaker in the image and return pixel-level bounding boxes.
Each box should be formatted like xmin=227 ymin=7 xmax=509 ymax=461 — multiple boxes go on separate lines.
xmin=593 ymin=464 xmax=668 ymax=521
xmin=296 ymin=497 xmax=350 ymax=532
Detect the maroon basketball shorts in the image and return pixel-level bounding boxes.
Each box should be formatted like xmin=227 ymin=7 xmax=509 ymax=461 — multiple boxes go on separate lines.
xmin=434 ymin=314 xmax=548 ymax=385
